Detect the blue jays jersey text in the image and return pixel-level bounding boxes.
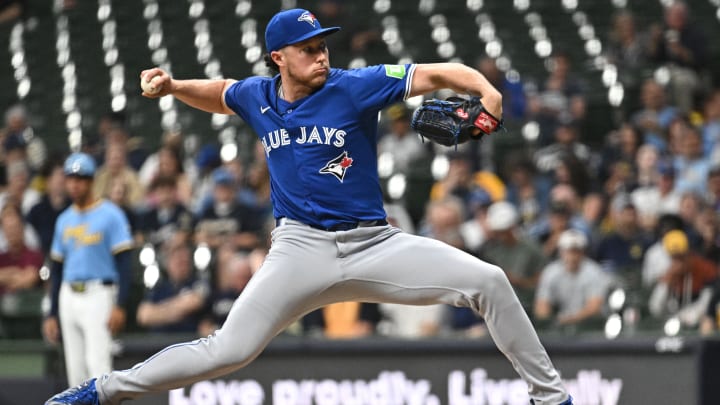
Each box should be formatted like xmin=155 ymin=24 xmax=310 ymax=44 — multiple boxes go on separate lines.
xmin=224 ymin=64 xmax=416 ymax=229
xmin=51 ymin=200 xmax=133 ymax=282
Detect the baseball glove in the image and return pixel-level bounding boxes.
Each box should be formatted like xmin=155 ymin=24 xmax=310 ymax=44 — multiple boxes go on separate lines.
xmin=410 ymin=96 xmax=503 ymax=147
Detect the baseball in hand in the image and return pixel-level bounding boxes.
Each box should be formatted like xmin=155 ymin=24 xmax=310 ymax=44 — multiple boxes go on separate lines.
xmin=141 ymin=75 xmax=163 ymax=95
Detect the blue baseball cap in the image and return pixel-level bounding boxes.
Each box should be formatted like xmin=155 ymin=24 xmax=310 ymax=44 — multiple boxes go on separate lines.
xmin=658 ymin=161 xmax=675 ymax=177
xmin=212 ymin=168 xmax=235 ymax=186
xmin=265 ymin=9 xmax=340 ymax=52
xmin=64 ymin=152 xmax=97 ymax=178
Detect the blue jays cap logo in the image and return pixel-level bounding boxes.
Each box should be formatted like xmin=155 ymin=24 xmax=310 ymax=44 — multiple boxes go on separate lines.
xmin=265 ymin=9 xmax=340 ymax=52
xmin=320 ymin=151 xmax=353 ymax=182
xmin=297 ymin=11 xmax=317 ymax=27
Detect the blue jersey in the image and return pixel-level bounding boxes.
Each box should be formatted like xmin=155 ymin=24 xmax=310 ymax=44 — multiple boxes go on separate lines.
xmin=50 ymin=200 xmax=133 ymax=282
xmin=224 ymin=64 xmax=417 ymax=229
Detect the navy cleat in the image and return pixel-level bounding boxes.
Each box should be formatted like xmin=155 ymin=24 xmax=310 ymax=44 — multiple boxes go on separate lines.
xmin=45 ymin=378 xmax=99 ymax=405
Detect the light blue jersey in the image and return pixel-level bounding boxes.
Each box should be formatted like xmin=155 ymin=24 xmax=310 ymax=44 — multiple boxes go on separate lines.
xmin=50 ymin=200 xmax=133 ymax=282
xmin=224 ymin=64 xmax=416 ymax=230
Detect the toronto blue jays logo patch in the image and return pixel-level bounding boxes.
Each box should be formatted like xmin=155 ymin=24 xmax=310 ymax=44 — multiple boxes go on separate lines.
xmin=320 ymin=151 xmax=353 ymax=182
xmin=297 ymin=11 xmax=317 ymax=27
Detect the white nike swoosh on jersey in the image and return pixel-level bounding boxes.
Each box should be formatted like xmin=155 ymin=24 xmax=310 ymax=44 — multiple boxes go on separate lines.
xmin=260 ymin=106 xmax=271 ymax=114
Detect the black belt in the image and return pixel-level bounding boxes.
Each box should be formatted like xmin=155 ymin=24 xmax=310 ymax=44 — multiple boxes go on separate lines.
xmin=68 ymin=280 xmax=115 ymax=293
xmin=276 ymin=217 xmax=388 ymax=232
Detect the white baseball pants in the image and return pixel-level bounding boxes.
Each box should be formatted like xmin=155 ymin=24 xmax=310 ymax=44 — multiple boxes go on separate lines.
xmin=97 ymin=220 xmax=568 ymax=404
xmin=59 ymin=282 xmax=116 ymax=386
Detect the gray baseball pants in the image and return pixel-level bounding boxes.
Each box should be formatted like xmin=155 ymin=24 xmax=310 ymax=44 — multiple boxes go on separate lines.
xmin=97 ymin=220 xmax=568 ymax=404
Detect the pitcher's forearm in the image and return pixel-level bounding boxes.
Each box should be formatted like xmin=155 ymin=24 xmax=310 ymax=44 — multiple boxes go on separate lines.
xmin=170 ymin=79 xmax=237 ymax=114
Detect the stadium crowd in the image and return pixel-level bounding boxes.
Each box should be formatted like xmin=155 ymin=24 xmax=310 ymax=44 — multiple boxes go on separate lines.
xmin=0 ymin=1 xmax=719 ymax=344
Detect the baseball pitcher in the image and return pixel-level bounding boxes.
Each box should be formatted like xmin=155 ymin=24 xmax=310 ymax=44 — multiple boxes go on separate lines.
xmin=47 ymin=9 xmax=571 ymax=405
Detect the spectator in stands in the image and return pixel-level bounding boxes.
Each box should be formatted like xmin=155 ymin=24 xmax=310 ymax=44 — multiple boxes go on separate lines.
xmin=527 ymin=51 xmax=587 ymax=146
xmin=552 ymin=154 xmax=593 ymax=198
xmin=0 ymin=160 xmax=39 ymax=214
xmin=106 ymin=177 xmax=141 ymax=241
xmin=677 ymin=191 xmax=705 ymax=249
xmin=705 ymin=164 xmax=720 ymax=213
xmin=635 ymin=144 xmax=661 ymax=189
xmin=504 ymin=155 xmax=551 ymax=231
xmin=646 ymin=1 xmax=708 ymax=113
xmin=605 ymin=10 xmax=649 ymax=111
xmin=138 ymin=176 xmax=193 ymax=248
xmin=84 ymin=112 xmax=125 ymax=165
xmin=136 ymin=240 xmax=208 ymax=334
xmin=141 ymin=146 xmax=192 ymax=206
xmin=103 ymin=125 xmax=148 ymax=172
xmin=430 ymin=151 xmax=505 ymax=217
xmin=534 ymin=229 xmax=611 ymax=327
xmin=536 ymin=201 xmax=573 ymax=260
xmin=533 ymin=122 xmax=591 ymax=176
xmin=702 ymin=89 xmax=720 ymax=158
xmin=378 ymin=103 xmax=428 ymax=174
xmin=2 ymin=127 xmax=28 ymax=166
xmin=459 ymin=188 xmax=492 ymax=252
xmin=241 ymin=142 xmax=273 ymax=216
xmin=631 ymin=161 xmax=681 ymax=232
xmin=600 ymin=159 xmax=634 ymax=199
xmin=421 ymin=196 xmax=467 ymax=251
xmin=631 ymin=78 xmax=678 ymax=152
xmin=673 ymin=124 xmax=710 ymax=195
xmin=529 ymin=184 xmax=591 ymax=252
xmin=0 ymin=105 xmax=32 ymax=149
xmin=580 ymin=193 xmax=607 ymax=240
xmin=598 ymin=123 xmax=643 ymax=192
xmin=593 ymin=194 xmax=652 ymax=286
xmin=479 ymin=201 xmax=547 ymax=312
xmin=190 ymin=144 xmax=222 ymax=214
xmin=693 ymin=206 xmax=720 ymax=264
xmin=139 ymin=129 xmax=185 ymax=183
xmin=642 ymin=213 xmax=685 ymax=289
xmin=554 ymin=184 xmax=594 ymax=233
xmin=1 ymin=105 xmax=44 ymax=192
xmin=648 ymin=230 xmax=716 ymax=327
xmin=194 ymin=168 xmax=264 ymax=252
xmin=0 ymin=204 xmax=42 ymax=295
xmin=93 ymin=142 xmax=145 ymax=208
xmin=431 ymin=152 xmax=478 ymax=210
xmin=666 ymin=116 xmax=689 ymax=159
xmin=198 ymin=245 xmax=253 ymax=338
xmin=26 ymin=158 xmax=70 ymax=255
xmin=0 ymin=206 xmax=39 ymax=254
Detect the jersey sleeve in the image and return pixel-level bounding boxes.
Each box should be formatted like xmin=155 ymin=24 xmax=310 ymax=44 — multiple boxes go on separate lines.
xmin=344 ymin=64 xmax=417 ymax=113
xmin=107 ymin=206 xmax=134 ymax=254
xmin=223 ymin=79 xmax=254 ymax=122
xmin=50 ymin=215 xmax=65 ymax=262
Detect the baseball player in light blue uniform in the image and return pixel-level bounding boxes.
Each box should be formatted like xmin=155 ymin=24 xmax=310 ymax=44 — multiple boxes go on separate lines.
xmin=43 ymin=153 xmax=134 ymax=387
xmin=47 ymin=9 xmax=571 ymax=405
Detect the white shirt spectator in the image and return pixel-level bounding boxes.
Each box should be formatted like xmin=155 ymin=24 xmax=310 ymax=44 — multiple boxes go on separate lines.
xmin=536 ymin=258 xmax=611 ymax=318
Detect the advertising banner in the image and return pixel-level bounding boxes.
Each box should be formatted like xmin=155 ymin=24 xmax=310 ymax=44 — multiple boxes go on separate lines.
xmin=115 ymin=337 xmax=696 ymax=405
